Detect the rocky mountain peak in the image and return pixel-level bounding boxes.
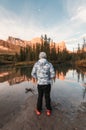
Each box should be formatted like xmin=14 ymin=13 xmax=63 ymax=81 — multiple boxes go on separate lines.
xmin=31 ymin=37 xmax=42 ymax=44
xmin=7 ymin=36 xmax=31 ymax=47
xmin=0 ymin=36 xmax=67 ymax=54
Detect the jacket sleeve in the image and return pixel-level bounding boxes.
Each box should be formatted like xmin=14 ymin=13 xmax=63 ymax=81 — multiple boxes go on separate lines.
xmin=50 ymin=63 xmax=55 ymax=78
xmin=31 ymin=63 xmax=37 ymax=79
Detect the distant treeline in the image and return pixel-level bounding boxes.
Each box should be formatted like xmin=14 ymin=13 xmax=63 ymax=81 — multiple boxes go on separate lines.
xmin=0 ymin=34 xmax=86 ymax=66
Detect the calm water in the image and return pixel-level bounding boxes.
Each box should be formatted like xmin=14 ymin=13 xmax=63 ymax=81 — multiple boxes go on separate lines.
xmin=0 ymin=65 xmax=86 ymax=126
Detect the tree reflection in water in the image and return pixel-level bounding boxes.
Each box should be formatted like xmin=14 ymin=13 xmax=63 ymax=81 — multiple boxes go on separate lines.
xmin=0 ymin=65 xmax=86 ymax=86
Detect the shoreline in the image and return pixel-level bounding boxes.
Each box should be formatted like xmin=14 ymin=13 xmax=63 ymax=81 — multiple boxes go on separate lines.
xmin=0 ymin=94 xmax=86 ymax=130
xmin=0 ymin=60 xmax=86 ymax=68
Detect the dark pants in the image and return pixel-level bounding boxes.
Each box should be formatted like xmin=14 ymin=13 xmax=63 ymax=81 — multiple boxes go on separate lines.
xmin=37 ymin=84 xmax=52 ymax=111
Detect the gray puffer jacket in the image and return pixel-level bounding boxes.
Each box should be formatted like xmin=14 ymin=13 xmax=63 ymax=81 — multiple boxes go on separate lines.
xmin=31 ymin=58 xmax=55 ymax=85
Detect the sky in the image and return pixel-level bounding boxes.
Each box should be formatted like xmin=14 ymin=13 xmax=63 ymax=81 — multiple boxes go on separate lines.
xmin=0 ymin=0 xmax=86 ymax=51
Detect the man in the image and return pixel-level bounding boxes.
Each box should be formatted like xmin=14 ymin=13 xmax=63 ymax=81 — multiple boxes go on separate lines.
xmin=31 ymin=52 xmax=55 ymax=116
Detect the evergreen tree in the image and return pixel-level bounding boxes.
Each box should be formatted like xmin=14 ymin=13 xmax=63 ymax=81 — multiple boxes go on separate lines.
xmin=41 ymin=34 xmax=50 ymax=59
xmin=20 ymin=48 xmax=24 ymax=61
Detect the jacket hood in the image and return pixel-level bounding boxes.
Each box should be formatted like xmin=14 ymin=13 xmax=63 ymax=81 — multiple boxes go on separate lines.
xmin=38 ymin=58 xmax=48 ymax=65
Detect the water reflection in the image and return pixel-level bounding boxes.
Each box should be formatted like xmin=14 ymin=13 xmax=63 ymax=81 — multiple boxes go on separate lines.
xmin=0 ymin=67 xmax=32 ymax=84
xmin=0 ymin=65 xmax=86 ymax=99
xmin=0 ymin=66 xmax=86 ymax=85
xmin=0 ymin=65 xmax=86 ymax=127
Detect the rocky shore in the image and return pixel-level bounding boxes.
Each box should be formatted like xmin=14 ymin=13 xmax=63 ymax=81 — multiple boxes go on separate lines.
xmin=0 ymin=94 xmax=86 ymax=130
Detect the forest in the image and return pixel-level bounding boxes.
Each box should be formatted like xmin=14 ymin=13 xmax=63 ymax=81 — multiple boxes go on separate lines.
xmin=0 ymin=34 xmax=86 ymax=67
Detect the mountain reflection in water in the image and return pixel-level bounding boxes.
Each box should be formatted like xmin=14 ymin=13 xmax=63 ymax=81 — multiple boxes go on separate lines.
xmin=0 ymin=65 xmax=86 ymax=103
xmin=0 ymin=65 xmax=86 ymax=101
xmin=0 ymin=65 xmax=86 ymax=128
xmin=0 ymin=66 xmax=86 ymax=86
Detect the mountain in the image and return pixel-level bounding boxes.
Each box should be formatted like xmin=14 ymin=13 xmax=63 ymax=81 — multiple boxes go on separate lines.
xmin=83 ymin=43 xmax=86 ymax=51
xmin=0 ymin=39 xmax=20 ymax=54
xmin=0 ymin=36 xmax=67 ymax=54
xmin=31 ymin=37 xmax=42 ymax=44
xmin=55 ymin=41 xmax=66 ymax=51
xmin=50 ymin=40 xmax=66 ymax=52
xmin=7 ymin=36 xmax=31 ymax=47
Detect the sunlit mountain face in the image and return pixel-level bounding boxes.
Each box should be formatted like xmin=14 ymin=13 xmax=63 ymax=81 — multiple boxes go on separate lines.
xmin=0 ymin=36 xmax=67 ymax=54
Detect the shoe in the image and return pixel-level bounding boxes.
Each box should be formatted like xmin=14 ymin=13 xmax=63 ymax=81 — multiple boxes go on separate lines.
xmin=35 ymin=109 xmax=41 ymax=116
xmin=46 ymin=110 xmax=51 ymax=116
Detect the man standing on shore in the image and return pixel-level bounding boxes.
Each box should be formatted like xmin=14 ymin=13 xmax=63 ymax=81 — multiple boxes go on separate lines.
xmin=31 ymin=52 xmax=55 ymax=116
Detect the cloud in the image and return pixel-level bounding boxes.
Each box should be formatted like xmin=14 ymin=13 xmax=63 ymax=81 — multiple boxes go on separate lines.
xmin=0 ymin=5 xmax=43 ymax=39
xmin=0 ymin=2 xmax=85 ymax=52
xmin=65 ymin=0 xmax=86 ymax=31
xmin=70 ymin=6 xmax=86 ymax=23
xmin=0 ymin=5 xmax=71 ymax=41
xmin=80 ymin=33 xmax=86 ymax=39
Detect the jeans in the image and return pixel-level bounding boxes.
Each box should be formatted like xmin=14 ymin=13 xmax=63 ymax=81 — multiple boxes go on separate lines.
xmin=37 ymin=84 xmax=52 ymax=111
